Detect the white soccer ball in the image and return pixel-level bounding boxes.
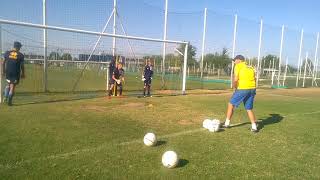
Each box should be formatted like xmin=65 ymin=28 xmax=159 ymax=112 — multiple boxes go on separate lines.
xmin=208 ymin=123 xmax=220 ymax=132
xmin=208 ymin=119 xmax=221 ymax=132
xmin=202 ymin=119 xmax=212 ymax=129
xmin=162 ymin=151 xmax=179 ymax=168
xmin=143 ymin=133 xmax=157 ymax=146
xmin=212 ymin=119 xmax=221 ymax=125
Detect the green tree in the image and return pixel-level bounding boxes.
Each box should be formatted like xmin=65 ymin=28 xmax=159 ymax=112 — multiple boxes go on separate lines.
xmin=165 ymin=54 xmax=181 ymax=67
xmin=61 ymin=53 xmax=72 ymax=61
xmin=261 ymin=55 xmax=279 ymax=69
xmin=177 ymin=43 xmax=198 ymax=66
xmin=49 ymin=52 xmax=60 ymax=60
xmin=143 ymin=55 xmax=162 ymax=66
xmin=287 ymin=65 xmax=297 ymax=73
xmin=203 ymin=48 xmax=231 ymax=69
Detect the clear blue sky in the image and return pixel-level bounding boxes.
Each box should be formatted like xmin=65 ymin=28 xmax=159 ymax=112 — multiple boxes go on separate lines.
xmin=1 ymin=0 xmax=319 ymax=65
xmin=148 ymin=0 xmax=320 ymax=32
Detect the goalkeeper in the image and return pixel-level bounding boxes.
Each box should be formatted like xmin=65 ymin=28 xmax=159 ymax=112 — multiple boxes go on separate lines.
xmin=142 ymin=59 xmax=153 ymax=97
xmin=109 ymin=63 xmax=124 ymax=96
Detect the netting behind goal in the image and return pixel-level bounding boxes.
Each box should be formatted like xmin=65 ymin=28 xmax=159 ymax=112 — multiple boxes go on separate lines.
xmin=1 ymin=23 xmax=186 ymax=100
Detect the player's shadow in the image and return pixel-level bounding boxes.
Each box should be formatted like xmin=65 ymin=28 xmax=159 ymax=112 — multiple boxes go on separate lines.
xmin=156 ymin=140 xmax=166 ymax=146
xmin=176 ymin=159 xmax=189 ymax=168
xmin=229 ymin=114 xmax=284 ymax=130
xmin=258 ymin=114 xmax=284 ymax=130
xmin=216 ymin=129 xmax=225 ymax=132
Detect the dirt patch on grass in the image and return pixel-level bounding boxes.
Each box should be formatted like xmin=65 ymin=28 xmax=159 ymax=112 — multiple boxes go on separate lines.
xmin=80 ymin=105 xmax=109 ymax=112
xmin=155 ymin=89 xmax=232 ymax=97
xmin=147 ymin=103 xmax=154 ymax=108
xmin=187 ymin=89 xmax=233 ymax=96
xmin=79 ymin=102 xmax=152 ymax=113
xmin=120 ymin=102 xmax=145 ymax=108
xmin=178 ymin=119 xmax=194 ymax=125
xmin=156 ymin=90 xmax=177 ymax=95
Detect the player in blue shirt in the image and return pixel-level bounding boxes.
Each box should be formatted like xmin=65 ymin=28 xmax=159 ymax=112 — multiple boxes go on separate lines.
xmin=143 ymin=59 xmax=153 ymax=97
xmin=2 ymin=42 xmax=25 ymax=106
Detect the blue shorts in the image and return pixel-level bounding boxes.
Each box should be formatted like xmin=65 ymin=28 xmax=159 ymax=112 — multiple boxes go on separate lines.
xmin=230 ymin=89 xmax=256 ymax=110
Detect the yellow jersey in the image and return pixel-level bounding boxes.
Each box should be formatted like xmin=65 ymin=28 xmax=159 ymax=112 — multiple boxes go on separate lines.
xmin=234 ymin=62 xmax=256 ymax=89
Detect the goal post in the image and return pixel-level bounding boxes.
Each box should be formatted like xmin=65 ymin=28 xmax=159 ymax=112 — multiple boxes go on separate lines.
xmin=0 ymin=18 xmax=189 ymax=97
xmin=0 ymin=23 xmax=3 ymax=103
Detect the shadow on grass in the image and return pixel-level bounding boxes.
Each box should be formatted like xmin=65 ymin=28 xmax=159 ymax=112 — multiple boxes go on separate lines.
xmin=229 ymin=114 xmax=284 ymax=130
xmin=14 ymin=98 xmax=93 ymax=106
xmin=217 ymin=129 xmax=225 ymax=132
xmin=258 ymin=114 xmax=284 ymax=130
xmin=14 ymin=96 xmax=101 ymax=106
xmin=156 ymin=140 xmax=166 ymax=146
xmin=176 ymin=159 xmax=189 ymax=168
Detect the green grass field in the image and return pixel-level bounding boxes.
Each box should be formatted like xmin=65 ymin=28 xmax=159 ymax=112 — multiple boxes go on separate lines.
xmin=1 ymin=87 xmax=320 ymax=179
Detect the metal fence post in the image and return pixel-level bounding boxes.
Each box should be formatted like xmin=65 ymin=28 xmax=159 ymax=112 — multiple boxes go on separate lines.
xmin=43 ymin=0 xmax=48 ymax=92
xmin=200 ymin=8 xmax=207 ymax=78
xmin=230 ymin=14 xmax=238 ymax=88
xmin=312 ymin=32 xmax=319 ymax=86
xmin=302 ymin=52 xmax=308 ymax=87
xmin=0 ymin=23 xmax=3 ymax=103
xmin=277 ymin=25 xmax=285 ymax=86
xmin=112 ymin=0 xmax=117 ymax=56
xmin=162 ymin=0 xmax=168 ymax=74
xmin=296 ymin=29 xmax=304 ymax=87
xmin=256 ymin=19 xmax=263 ymax=87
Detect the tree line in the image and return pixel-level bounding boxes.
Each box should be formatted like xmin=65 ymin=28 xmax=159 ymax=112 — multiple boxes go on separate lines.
xmin=25 ymin=43 xmax=314 ymax=73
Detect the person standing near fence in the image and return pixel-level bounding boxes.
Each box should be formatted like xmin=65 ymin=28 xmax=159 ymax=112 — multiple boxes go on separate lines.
xmin=143 ymin=59 xmax=153 ymax=97
xmin=223 ymin=55 xmax=258 ymax=133
xmin=2 ymin=41 xmax=25 ymax=106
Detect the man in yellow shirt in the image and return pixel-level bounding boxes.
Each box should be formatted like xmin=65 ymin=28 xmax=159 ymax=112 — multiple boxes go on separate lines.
xmin=223 ymin=55 xmax=258 ymax=133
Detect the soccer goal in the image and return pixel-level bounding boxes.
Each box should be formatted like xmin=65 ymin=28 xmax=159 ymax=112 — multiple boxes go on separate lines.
xmin=0 ymin=18 xmax=189 ymax=101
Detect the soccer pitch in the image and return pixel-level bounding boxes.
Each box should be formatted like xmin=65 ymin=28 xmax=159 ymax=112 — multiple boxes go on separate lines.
xmin=0 ymin=88 xmax=320 ymax=179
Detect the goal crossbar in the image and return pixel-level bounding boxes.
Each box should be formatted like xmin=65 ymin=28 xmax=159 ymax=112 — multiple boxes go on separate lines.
xmin=0 ymin=18 xmax=187 ymax=45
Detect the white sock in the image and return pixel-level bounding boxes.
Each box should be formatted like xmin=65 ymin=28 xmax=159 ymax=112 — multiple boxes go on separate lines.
xmin=225 ymin=119 xmax=230 ymax=126
xmin=251 ymin=123 xmax=257 ymax=130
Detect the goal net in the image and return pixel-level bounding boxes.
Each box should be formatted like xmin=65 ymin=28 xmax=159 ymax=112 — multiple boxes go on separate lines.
xmin=0 ymin=22 xmax=188 ymax=102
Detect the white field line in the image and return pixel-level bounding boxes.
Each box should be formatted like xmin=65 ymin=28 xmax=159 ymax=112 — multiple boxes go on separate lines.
xmin=0 ymin=128 xmax=206 ymax=170
xmin=119 ymin=128 xmax=205 ymax=146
